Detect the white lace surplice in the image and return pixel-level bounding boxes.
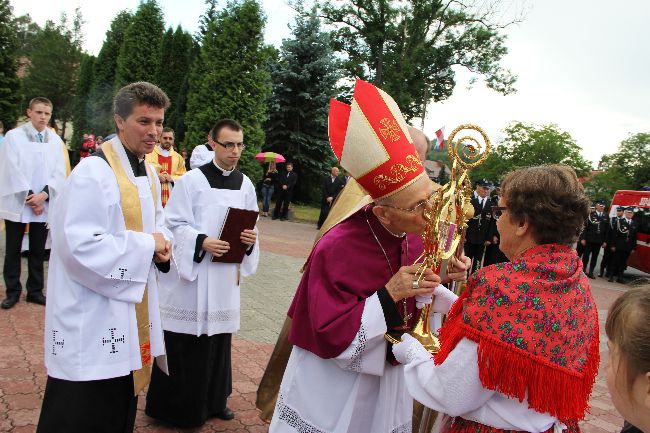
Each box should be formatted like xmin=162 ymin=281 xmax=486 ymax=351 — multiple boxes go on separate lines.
xmin=158 ymin=168 xmax=259 ymax=336
xmin=270 ymin=294 xmax=412 ymax=433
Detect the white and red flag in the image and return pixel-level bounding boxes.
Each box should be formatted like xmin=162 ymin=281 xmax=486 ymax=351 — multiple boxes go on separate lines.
xmin=435 ymin=127 xmax=445 ymax=150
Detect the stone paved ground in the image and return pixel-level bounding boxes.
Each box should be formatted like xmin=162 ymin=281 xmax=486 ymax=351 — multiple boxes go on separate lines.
xmin=0 ymin=217 xmax=645 ymax=432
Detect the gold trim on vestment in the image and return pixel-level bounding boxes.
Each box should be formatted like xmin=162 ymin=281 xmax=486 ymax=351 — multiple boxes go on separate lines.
xmin=373 ymin=154 xmax=423 ymax=192
xmin=102 ymin=140 xmax=157 ymax=395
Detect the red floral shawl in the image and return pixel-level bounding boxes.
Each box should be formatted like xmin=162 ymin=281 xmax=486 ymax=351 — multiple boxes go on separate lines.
xmin=436 ymin=244 xmax=599 ymax=423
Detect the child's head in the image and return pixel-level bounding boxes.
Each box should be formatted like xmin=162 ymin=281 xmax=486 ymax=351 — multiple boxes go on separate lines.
xmin=606 ymin=285 xmax=650 ymax=431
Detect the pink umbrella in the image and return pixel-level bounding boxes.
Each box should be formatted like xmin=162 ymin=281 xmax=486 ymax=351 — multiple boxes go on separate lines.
xmin=255 ymin=152 xmax=286 ymax=163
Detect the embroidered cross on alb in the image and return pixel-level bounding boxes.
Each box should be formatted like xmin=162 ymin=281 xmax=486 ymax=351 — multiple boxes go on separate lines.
xmin=51 ymin=330 xmax=64 ymax=355
xmin=102 ymin=328 xmax=126 ymax=354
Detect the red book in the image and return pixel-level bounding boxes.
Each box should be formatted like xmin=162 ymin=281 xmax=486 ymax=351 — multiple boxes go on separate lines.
xmin=211 ymin=207 xmax=259 ymax=264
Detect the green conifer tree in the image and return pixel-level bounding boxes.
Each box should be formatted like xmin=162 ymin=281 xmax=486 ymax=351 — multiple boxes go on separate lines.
xmin=71 ymin=54 xmax=96 ymax=164
xmin=265 ymin=6 xmax=341 ymax=203
xmin=158 ymin=26 xmax=194 ymax=143
xmin=21 ymin=9 xmax=83 ymax=137
xmin=115 ymin=0 xmax=164 ymax=88
xmin=0 ymin=0 xmax=21 ymax=129
xmin=88 ymin=11 xmax=132 ymax=135
xmin=184 ymin=0 xmax=272 ymax=185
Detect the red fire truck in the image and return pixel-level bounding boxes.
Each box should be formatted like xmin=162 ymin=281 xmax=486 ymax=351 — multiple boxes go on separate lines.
xmin=609 ymin=190 xmax=650 ymax=274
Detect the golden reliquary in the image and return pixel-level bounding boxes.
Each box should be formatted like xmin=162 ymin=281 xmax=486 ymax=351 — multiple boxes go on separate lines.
xmin=385 ymin=124 xmax=491 ymax=353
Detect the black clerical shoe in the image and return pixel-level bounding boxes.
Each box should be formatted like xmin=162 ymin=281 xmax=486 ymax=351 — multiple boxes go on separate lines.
xmin=26 ymin=292 xmax=46 ymax=306
xmin=616 ymin=278 xmax=625 ymax=284
xmin=214 ymin=407 xmax=235 ymax=421
xmin=607 ymin=277 xmax=614 ymax=282
xmin=1 ymin=296 xmax=19 ymax=310
xmin=586 ymin=273 xmax=595 ymax=279
xmin=598 ymin=272 xmax=604 ymax=278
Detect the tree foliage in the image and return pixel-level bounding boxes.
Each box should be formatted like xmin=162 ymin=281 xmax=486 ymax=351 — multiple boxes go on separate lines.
xmin=115 ymin=0 xmax=164 ymax=88
xmin=0 ymin=0 xmax=21 ymax=129
xmin=21 ymin=9 xmax=83 ymax=137
xmin=320 ymin=0 xmax=517 ymax=120
xmin=71 ymin=54 xmax=95 ymax=163
xmin=265 ymin=5 xmax=341 ymax=203
xmin=585 ymin=132 xmax=650 ymax=201
xmin=472 ymin=122 xmax=593 ymax=183
xmin=158 ymin=25 xmax=194 ymax=143
xmin=184 ymin=0 xmax=272 ymax=185
xmin=88 ymin=11 xmax=132 ymax=135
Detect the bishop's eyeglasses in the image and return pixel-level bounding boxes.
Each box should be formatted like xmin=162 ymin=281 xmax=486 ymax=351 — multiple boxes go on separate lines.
xmin=380 ymin=191 xmax=437 ymax=214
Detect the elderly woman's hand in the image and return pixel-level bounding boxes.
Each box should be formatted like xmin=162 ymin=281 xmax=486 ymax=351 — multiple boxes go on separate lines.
xmin=392 ymin=333 xmax=430 ymax=365
xmin=444 ymin=254 xmax=471 ymax=283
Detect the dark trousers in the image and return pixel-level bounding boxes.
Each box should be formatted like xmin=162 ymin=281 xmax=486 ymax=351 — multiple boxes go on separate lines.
xmin=37 ymin=374 xmax=137 ymax=433
xmin=581 ymin=242 xmax=602 ymax=274
xmin=261 ymin=184 xmax=274 ymax=213
xmin=464 ymin=243 xmax=486 ymax=274
xmin=600 ymin=247 xmax=613 ymax=276
xmin=612 ymin=249 xmax=632 ymax=279
xmin=3 ymin=220 xmax=48 ymax=298
xmin=317 ymin=201 xmax=331 ymax=229
xmin=273 ymin=190 xmax=293 ymax=219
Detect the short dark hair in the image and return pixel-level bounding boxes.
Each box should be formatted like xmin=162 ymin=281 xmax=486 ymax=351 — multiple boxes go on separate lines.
xmin=113 ymin=82 xmax=170 ymax=119
xmin=29 ymin=97 xmax=53 ymax=109
xmin=210 ymin=119 xmax=243 ymax=141
xmin=162 ymin=127 xmax=174 ymax=135
xmin=500 ymin=164 xmax=590 ymax=245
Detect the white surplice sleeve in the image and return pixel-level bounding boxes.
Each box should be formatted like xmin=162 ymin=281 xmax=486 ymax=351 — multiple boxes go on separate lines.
xmin=240 ymin=178 xmax=259 ymax=277
xmin=332 ymin=293 xmax=389 ymax=376
xmin=164 ymin=174 xmax=202 ymax=282
xmin=403 ymin=337 xmax=495 ymax=416
xmin=46 ymin=135 xmax=67 ymax=202
xmin=53 ymin=158 xmax=155 ymax=303
xmin=402 ymin=337 xmax=559 ymax=431
xmin=0 ymin=130 xmax=30 ymax=220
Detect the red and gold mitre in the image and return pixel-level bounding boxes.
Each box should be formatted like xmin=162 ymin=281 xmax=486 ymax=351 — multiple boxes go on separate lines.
xmin=328 ymin=79 xmax=424 ymax=200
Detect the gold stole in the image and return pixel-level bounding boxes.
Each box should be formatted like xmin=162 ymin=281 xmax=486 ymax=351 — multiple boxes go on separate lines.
xmin=103 ymin=141 xmax=157 ymax=395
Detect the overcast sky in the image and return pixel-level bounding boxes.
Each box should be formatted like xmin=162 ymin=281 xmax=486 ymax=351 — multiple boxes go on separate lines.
xmin=10 ymin=0 xmax=650 ymax=167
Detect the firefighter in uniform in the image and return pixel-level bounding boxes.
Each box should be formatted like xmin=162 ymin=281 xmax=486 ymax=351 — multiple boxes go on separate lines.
xmin=608 ymin=206 xmax=637 ymax=283
xmin=484 ymin=182 xmax=507 ymax=266
xmin=464 ymin=179 xmax=493 ymax=273
xmin=599 ymin=206 xmax=622 ymax=278
xmin=579 ymin=200 xmax=609 ymax=278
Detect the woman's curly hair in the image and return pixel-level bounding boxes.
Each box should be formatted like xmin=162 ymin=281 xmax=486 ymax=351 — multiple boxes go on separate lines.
xmin=500 ymin=164 xmax=590 ymax=245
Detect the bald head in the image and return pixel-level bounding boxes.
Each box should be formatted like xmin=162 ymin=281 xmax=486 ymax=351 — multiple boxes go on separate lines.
xmin=408 ymin=127 xmax=430 ymax=162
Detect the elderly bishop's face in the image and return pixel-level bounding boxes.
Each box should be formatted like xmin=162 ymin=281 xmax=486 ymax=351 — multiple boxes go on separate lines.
xmin=381 ymin=176 xmax=436 ymax=234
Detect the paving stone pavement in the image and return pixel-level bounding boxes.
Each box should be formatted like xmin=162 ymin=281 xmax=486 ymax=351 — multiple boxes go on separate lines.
xmin=0 ymin=217 xmax=643 ymax=432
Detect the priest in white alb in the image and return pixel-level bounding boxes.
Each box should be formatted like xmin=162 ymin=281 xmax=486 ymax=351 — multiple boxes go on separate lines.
xmin=37 ymin=82 xmax=173 ymax=433
xmin=145 ymin=118 xmax=260 ymax=427
xmin=269 ymin=80 xmax=468 ymax=433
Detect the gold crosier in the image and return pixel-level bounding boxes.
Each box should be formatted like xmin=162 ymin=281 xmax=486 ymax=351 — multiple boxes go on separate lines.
xmin=103 ymin=141 xmax=158 ymax=395
xmin=385 ymin=125 xmax=491 ymax=353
